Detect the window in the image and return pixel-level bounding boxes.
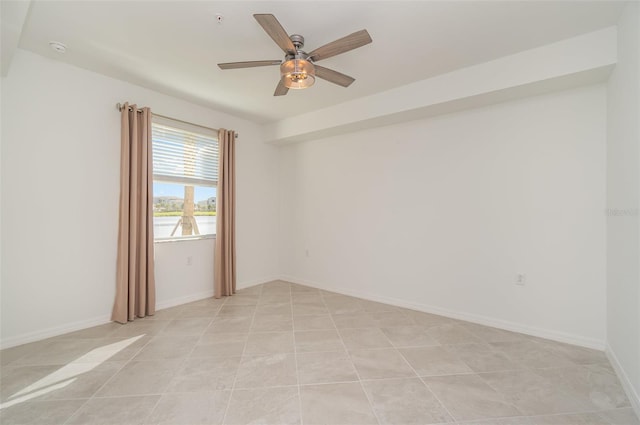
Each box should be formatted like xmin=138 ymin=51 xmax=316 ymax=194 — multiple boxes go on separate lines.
xmin=152 ymin=116 xmax=218 ymax=240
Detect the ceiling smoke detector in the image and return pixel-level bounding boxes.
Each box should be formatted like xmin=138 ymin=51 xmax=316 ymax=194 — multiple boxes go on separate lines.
xmin=49 ymin=41 xmax=67 ymax=53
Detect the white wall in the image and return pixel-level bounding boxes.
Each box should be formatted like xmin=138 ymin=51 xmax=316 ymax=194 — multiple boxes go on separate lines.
xmin=279 ymin=85 xmax=607 ymax=348
xmin=154 ymin=239 xmax=215 ymax=309
xmin=606 ymin=1 xmax=640 ymax=412
xmin=0 ymin=49 xmax=280 ymax=347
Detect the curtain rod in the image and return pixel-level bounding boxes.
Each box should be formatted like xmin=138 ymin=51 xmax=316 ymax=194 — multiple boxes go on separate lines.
xmin=116 ymin=103 xmax=238 ymax=138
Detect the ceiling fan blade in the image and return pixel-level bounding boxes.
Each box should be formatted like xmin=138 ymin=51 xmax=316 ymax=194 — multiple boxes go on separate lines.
xmin=254 ymin=14 xmax=296 ymax=54
xmin=314 ymin=65 xmax=355 ymax=87
xmin=218 ymin=60 xmax=281 ymax=70
xmin=308 ymin=29 xmax=372 ymax=62
xmin=274 ymin=80 xmax=289 ymax=96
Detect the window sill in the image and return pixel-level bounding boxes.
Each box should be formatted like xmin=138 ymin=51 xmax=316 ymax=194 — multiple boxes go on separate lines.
xmin=154 ymin=234 xmax=216 ymax=244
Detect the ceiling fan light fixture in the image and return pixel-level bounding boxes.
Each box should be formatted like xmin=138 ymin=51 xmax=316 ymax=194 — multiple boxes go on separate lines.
xmin=280 ymin=58 xmax=315 ymax=89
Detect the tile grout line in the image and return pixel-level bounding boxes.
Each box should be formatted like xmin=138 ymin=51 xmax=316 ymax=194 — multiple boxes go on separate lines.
xmin=474 ymin=367 xmax=561 ymax=420
xmin=60 ymin=316 xmax=162 ymax=425
xmin=219 ymin=284 xmax=262 ymax=425
xmin=368 ymin=314 xmax=457 ymax=422
xmin=476 ymin=366 xmax=632 ymax=424
xmin=380 ymin=327 xmax=458 ymax=423
xmin=62 ymin=298 xmax=226 ymax=424
xmin=326 ymin=296 xmax=383 ymax=425
xmin=138 ymin=296 xmax=231 ymax=424
xmin=4 ymin=284 xmax=635 ymax=425
xmin=453 ymin=408 xmax=627 ymax=425
xmin=290 ymin=284 xmax=305 ymax=425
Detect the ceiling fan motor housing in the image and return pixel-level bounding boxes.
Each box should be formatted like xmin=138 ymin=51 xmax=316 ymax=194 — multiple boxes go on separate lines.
xmin=289 ymin=34 xmax=305 ymax=50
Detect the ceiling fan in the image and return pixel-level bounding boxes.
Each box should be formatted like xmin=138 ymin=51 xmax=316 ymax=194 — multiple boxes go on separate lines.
xmin=218 ymin=14 xmax=372 ymax=96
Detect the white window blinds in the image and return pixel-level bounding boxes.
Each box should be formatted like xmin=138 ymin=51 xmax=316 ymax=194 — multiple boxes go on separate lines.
xmin=152 ymin=119 xmax=219 ymax=186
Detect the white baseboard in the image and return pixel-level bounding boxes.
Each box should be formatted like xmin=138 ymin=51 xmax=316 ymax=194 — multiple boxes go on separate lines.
xmin=0 ymin=277 xmax=281 ymax=350
xmin=606 ymin=344 xmax=640 ymax=419
xmin=280 ymin=275 xmax=605 ymax=350
xmin=155 ymin=290 xmax=214 ymax=310
xmin=0 ymin=314 xmax=112 ymax=350
xmin=236 ymin=276 xmax=281 ymax=290
xmin=0 ymin=290 xmax=214 ymax=349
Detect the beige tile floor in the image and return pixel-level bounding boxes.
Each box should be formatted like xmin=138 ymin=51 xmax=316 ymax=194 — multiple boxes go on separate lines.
xmin=1 ymin=280 xmax=638 ymax=425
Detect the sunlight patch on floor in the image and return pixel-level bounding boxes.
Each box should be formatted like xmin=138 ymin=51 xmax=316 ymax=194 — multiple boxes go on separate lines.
xmin=0 ymin=335 xmax=145 ymax=409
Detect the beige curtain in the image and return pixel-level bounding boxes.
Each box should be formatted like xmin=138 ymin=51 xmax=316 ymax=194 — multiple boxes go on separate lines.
xmin=112 ymin=103 xmax=156 ymax=323
xmin=214 ymin=129 xmax=237 ymax=298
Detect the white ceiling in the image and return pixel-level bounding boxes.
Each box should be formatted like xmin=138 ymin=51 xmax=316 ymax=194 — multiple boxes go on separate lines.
xmin=16 ymin=1 xmax=626 ymax=123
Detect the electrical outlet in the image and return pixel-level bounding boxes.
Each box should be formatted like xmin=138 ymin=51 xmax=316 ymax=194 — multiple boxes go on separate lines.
xmin=187 ymin=256 xmax=193 ymax=266
xmin=515 ymin=273 xmax=526 ymax=286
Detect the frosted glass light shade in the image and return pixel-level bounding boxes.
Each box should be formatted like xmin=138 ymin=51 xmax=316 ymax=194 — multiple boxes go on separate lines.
xmin=280 ymin=59 xmax=315 ymax=89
